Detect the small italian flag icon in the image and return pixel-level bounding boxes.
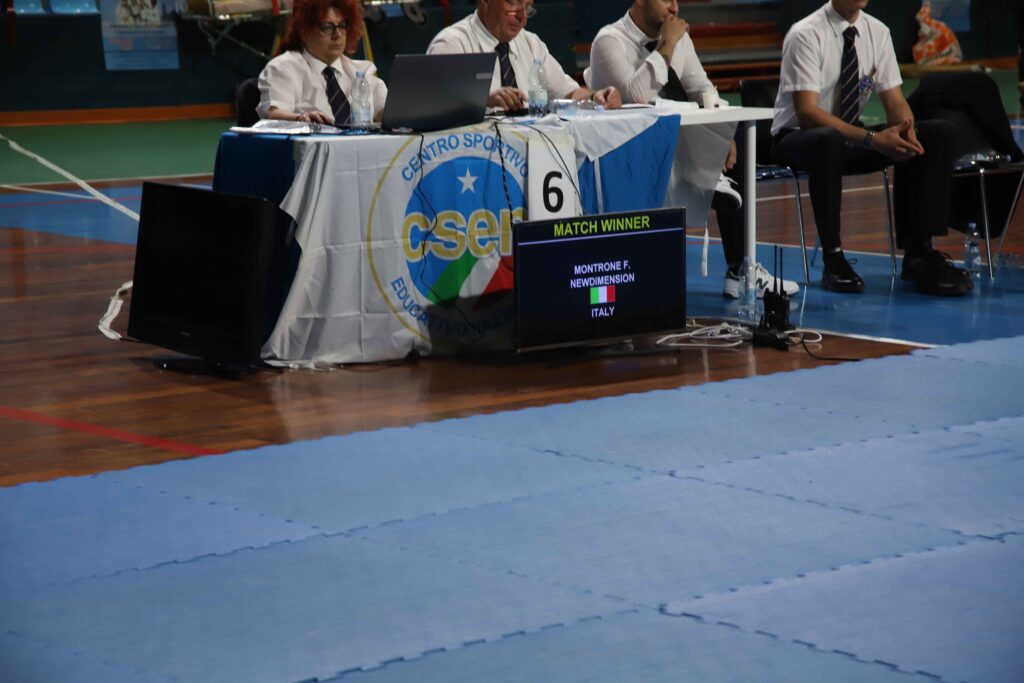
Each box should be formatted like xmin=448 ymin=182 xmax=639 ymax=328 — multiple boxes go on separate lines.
xmin=590 ymin=285 xmax=615 ymax=304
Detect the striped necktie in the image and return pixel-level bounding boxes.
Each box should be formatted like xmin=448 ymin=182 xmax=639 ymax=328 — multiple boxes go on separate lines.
xmin=323 ymin=66 xmax=351 ymax=125
xmin=495 ymin=42 xmax=518 ymax=89
xmin=838 ymin=26 xmax=860 ymax=124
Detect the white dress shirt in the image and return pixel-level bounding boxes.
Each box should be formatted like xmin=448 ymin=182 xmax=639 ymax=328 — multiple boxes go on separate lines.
xmin=772 ymin=1 xmax=901 ymax=135
xmin=427 ymin=11 xmax=580 ymax=100
xmin=585 ymin=11 xmax=714 ymax=104
xmin=257 ymin=49 xmax=388 ymax=122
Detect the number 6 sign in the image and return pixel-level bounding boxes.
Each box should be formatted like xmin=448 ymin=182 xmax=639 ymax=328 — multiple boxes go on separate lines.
xmin=526 ymin=130 xmax=582 ymax=220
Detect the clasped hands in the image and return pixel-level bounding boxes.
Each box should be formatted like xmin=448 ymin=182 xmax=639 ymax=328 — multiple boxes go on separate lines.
xmin=871 ymin=119 xmax=924 ymax=161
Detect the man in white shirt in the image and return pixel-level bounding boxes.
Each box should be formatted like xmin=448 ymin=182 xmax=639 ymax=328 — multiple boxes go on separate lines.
xmin=772 ymin=0 xmax=967 ymax=296
xmin=427 ymin=0 xmax=621 ymax=111
xmin=258 ymin=0 xmax=387 ymax=124
xmin=587 ymin=0 xmax=798 ymax=298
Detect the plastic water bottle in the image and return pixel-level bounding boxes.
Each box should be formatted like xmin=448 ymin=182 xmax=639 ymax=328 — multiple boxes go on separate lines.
xmin=963 ymin=222 xmax=982 ymax=279
xmin=350 ymin=70 xmax=373 ymax=127
xmin=527 ymin=58 xmax=548 ymax=117
xmin=551 ymin=99 xmax=579 ymax=118
xmin=738 ymin=256 xmax=758 ymax=321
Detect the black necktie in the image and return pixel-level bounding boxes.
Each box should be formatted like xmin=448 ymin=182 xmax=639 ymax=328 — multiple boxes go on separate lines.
xmin=495 ymin=42 xmax=518 ymax=89
xmin=838 ymin=26 xmax=860 ymax=124
xmin=323 ymin=66 xmax=351 ymax=125
xmin=646 ymin=40 xmax=687 ymax=102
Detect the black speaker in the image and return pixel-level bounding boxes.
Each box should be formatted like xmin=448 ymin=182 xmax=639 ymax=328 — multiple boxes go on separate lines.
xmin=127 ymin=182 xmax=298 ymax=370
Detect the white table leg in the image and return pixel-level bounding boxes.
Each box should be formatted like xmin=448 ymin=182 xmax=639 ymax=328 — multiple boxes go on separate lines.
xmin=743 ymin=120 xmax=757 ymax=264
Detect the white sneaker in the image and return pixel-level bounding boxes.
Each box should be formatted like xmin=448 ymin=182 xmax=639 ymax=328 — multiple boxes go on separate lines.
xmin=715 ymin=174 xmax=742 ymax=209
xmin=723 ymin=262 xmax=800 ymax=298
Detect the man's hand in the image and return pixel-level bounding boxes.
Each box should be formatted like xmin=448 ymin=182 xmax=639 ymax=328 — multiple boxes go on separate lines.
xmin=268 ymin=107 xmax=332 ymax=124
xmin=871 ymin=120 xmax=924 ymax=161
xmin=298 ymin=111 xmax=333 ymax=125
xmin=658 ymin=15 xmax=688 ymax=63
xmin=488 ymin=87 xmax=527 ymax=111
xmin=900 ymin=118 xmax=923 ymax=151
xmin=724 ymin=140 xmax=737 ymax=171
xmin=591 ymin=86 xmax=622 ymax=110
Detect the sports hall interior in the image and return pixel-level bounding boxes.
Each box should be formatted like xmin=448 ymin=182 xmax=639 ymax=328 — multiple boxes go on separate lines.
xmin=2 ymin=1 xmax=1023 ymax=682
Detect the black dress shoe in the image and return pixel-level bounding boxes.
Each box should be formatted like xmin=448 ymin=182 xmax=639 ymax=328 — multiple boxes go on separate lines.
xmin=903 ymin=249 xmax=973 ymax=296
xmin=822 ymin=251 xmax=865 ymax=293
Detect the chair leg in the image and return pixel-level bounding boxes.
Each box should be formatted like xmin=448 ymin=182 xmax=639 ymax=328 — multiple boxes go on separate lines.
xmin=792 ymin=172 xmax=810 ymax=283
xmin=882 ymin=167 xmax=896 ymax=278
xmin=978 ymin=169 xmax=995 ymax=279
xmin=994 ymin=169 xmax=1024 ymax=268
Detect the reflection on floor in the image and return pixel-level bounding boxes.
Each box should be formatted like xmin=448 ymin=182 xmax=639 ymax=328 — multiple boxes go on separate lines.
xmin=3 ymin=181 xmax=1024 ymax=346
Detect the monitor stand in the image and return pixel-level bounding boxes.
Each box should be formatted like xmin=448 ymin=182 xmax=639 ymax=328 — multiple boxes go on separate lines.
xmin=153 ymin=356 xmax=263 ymax=377
xmin=512 ymin=336 xmax=681 ymax=366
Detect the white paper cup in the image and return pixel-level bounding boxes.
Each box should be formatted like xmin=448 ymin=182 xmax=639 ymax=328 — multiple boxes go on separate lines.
xmin=701 ymin=91 xmax=719 ymax=109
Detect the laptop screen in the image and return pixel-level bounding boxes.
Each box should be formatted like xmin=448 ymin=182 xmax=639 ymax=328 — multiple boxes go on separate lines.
xmin=514 ymin=208 xmax=687 ymax=351
xmin=382 ymin=53 xmax=496 ymax=132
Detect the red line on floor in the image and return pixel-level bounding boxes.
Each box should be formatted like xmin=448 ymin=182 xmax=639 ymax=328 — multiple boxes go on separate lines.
xmin=0 ymin=405 xmax=221 ymax=457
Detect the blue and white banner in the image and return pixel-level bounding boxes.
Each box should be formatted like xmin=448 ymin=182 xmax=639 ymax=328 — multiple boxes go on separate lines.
xmin=212 ymin=112 xmax=679 ymax=364
xmin=267 ymin=124 xmax=529 ymax=364
xmin=99 ymin=0 xmax=180 ymax=70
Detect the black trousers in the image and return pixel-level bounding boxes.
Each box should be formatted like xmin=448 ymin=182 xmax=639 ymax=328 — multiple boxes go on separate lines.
xmin=771 ymin=120 xmax=957 ymax=252
xmin=712 ymin=133 xmax=747 ymax=270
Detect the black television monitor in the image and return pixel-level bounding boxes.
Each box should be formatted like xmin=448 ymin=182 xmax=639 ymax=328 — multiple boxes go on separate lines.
xmin=513 ymin=208 xmax=687 ymax=351
xmin=127 ymin=182 xmax=297 ymax=371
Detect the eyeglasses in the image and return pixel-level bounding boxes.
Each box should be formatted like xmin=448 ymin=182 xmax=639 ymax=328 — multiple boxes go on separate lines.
xmin=317 ymin=21 xmax=348 ymax=35
xmin=503 ymin=0 xmax=536 ymax=18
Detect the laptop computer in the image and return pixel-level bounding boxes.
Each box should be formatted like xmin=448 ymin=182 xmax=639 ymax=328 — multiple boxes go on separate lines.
xmin=514 ymin=208 xmax=688 ymax=352
xmin=382 ymin=53 xmax=496 ymax=132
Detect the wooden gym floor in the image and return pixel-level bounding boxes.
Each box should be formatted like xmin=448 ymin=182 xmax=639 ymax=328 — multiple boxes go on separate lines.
xmin=5 ymin=170 xmax=987 ymax=488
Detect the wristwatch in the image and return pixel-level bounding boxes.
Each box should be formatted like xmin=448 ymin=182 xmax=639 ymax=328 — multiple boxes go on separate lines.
xmin=862 ymin=129 xmax=875 ymax=150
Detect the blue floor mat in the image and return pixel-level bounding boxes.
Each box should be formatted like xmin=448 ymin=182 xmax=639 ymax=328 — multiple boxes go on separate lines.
xmin=691 ymin=353 xmax=1024 ymax=431
xmin=0 ymin=534 xmax=620 ymax=683
xmin=0 ymin=631 xmax=171 ymax=683
xmin=357 ymin=475 xmax=966 ymax=608
xmin=914 ymin=333 xmax=1024 ymax=367
xmin=417 ymin=390 xmax=925 ymax=474
xmin=0 ymin=475 xmax=314 ymax=593
xmin=3 ymin=337 xmax=1024 ymax=682
xmin=420 ymin=352 xmax=1024 ymax=473
xmin=102 ymin=429 xmax=644 ymax=531
xmin=334 ymin=609 xmax=914 ymax=683
xmin=665 ymin=537 xmax=1024 ymax=683
xmin=690 ymin=416 xmax=1024 ymax=538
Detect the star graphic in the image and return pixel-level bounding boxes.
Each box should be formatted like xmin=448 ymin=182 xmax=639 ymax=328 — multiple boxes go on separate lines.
xmin=457 ymin=168 xmax=478 ymax=194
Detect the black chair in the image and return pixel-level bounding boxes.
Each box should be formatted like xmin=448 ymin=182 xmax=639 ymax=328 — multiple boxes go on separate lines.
xmin=740 ymin=79 xmax=896 ymax=283
xmin=934 ymin=108 xmax=1024 ymax=279
xmin=235 ymin=78 xmax=261 ymax=128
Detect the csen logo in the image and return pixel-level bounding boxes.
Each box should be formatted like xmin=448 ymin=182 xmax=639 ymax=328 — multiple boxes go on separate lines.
xmin=367 ymin=128 xmax=527 ymax=346
xmin=402 ymin=156 xmax=523 ymax=303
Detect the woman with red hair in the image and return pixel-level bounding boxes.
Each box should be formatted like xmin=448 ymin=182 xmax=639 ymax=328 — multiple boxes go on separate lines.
xmin=257 ymin=0 xmax=387 ymax=124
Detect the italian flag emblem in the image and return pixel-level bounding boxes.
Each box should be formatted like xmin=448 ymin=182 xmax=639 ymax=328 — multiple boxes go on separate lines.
xmin=590 ymin=285 xmax=615 ymax=305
